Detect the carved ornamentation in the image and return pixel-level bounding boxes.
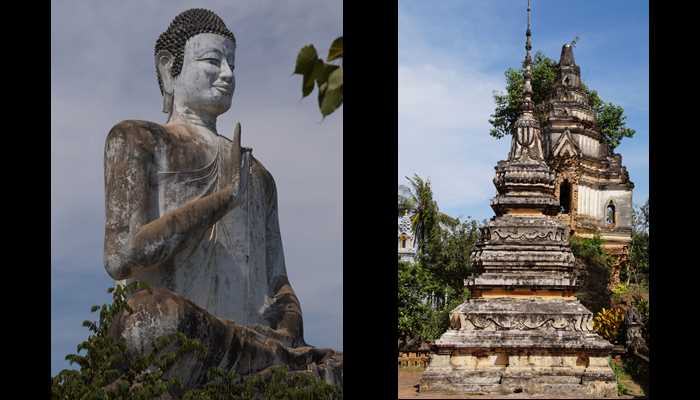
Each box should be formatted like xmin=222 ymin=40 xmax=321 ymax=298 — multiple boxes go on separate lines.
xmin=461 ymin=314 xmax=594 ymax=333
xmin=490 ymin=227 xmax=567 ymax=242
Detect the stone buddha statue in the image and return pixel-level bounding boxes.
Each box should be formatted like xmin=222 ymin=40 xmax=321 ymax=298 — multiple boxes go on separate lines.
xmin=103 ymin=8 xmax=340 ymax=389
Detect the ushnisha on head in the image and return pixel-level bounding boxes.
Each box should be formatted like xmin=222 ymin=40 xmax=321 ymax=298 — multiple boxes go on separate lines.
xmin=155 ymin=9 xmax=237 ymax=123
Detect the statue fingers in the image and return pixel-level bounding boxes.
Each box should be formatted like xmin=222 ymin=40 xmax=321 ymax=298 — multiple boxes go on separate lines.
xmin=231 ymin=122 xmax=242 ymax=174
xmin=233 ymin=121 xmax=241 ymax=149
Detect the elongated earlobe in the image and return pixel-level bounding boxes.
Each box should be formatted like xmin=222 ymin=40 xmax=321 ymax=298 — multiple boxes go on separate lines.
xmin=156 ymin=50 xmax=175 ymax=114
xmin=162 ymin=92 xmax=173 ymax=114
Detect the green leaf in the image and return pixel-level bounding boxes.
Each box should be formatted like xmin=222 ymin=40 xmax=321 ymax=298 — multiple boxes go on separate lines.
xmin=320 ymin=86 xmax=343 ymax=117
xmin=293 ymin=45 xmax=318 ymax=75
xmin=316 ymin=63 xmax=339 ymax=86
xmin=327 ymin=37 xmax=343 ymax=61
xmin=302 ymin=60 xmax=324 ymax=98
xmin=317 ymin=82 xmax=328 ymax=109
xmin=327 ymin=67 xmax=343 ymax=91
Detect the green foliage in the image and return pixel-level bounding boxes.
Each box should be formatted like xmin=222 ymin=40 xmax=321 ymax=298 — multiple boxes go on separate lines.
xmin=398 ymin=260 xmax=434 ymax=339
xmin=294 ymin=37 xmax=343 ymax=117
xmin=398 ymin=258 xmax=470 ymax=342
xmin=610 ymin=282 xmax=648 ymax=308
xmin=419 ymin=288 xmax=466 ymax=341
xmin=593 ymin=307 xmax=625 ymax=344
xmin=52 ymin=283 xmax=341 ymax=399
xmin=611 ymin=282 xmax=628 ymax=297
xmin=609 ymin=282 xmax=649 ymax=348
xmin=609 ymin=358 xmax=628 ymax=396
xmin=489 ymin=51 xmax=557 ymax=139
xmin=489 ymin=51 xmax=635 ymax=150
xmin=610 ymin=356 xmax=648 ymax=397
xmin=182 ymin=366 xmax=341 ymax=400
xmin=591 ymin=96 xmax=636 ymax=150
xmin=570 ymin=234 xmax=608 ymax=262
xmin=51 ymin=282 xmax=208 ymax=399
xmin=436 ymin=218 xmax=480 ymax=298
xmin=622 ymin=356 xmax=648 ymax=396
xmin=404 ymin=174 xmax=440 ymax=255
xmin=636 ymin=298 xmax=649 ymax=346
xmin=398 ymin=175 xmax=478 ymax=344
xmin=571 ymin=235 xmax=612 ymax=314
xmin=624 ymin=200 xmax=649 ymax=285
xmin=398 ymin=184 xmax=416 ymax=217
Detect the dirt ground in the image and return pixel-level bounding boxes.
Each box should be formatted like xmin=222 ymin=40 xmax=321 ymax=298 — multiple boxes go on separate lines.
xmin=397 ymin=368 xmax=642 ymax=399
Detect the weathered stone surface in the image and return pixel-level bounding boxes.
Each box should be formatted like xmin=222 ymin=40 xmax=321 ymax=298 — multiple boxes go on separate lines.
xmin=421 ymin=5 xmax=616 ymax=397
xmin=422 ymin=354 xmax=616 ymax=397
xmin=543 ymin=41 xmax=634 ymax=252
xmin=101 ymin=8 xmax=342 ymax=393
xmin=110 ymin=287 xmax=342 ymax=393
xmin=446 ymin=298 xmax=600 ymax=335
xmin=470 ymin=215 xmax=579 ymax=292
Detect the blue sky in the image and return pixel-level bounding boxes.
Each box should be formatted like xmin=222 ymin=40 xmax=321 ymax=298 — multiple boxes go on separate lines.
xmin=399 ymin=0 xmax=649 ymax=221
xmin=51 ymin=0 xmax=342 ymax=375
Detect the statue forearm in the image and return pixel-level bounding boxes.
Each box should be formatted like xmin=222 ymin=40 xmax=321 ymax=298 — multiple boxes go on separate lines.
xmin=106 ymin=184 xmax=241 ymax=280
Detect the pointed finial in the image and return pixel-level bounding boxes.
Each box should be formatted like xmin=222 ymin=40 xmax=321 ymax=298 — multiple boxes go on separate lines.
xmin=522 ymin=0 xmax=533 ymax=104
xmin=509 ymin=0 xmax=544 ymax=162
xmin=525 ymin=0 xmax=532 ymax=65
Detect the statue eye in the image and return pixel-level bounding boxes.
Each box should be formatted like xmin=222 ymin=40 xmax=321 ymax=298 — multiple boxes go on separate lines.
xmin=200 ymin=58 xmax=221 ymax=66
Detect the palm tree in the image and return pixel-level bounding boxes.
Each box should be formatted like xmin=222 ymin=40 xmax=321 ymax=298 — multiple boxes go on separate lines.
xmin=404 ymin=175 xmax=437 ymax=251
xmin=398 ymin=184 xmax=416 ymax=217
xmin=402 ymin=175 xmax=457 ymax=249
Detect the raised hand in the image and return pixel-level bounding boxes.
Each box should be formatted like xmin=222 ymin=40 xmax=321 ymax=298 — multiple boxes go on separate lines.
xmin=231 ymin=122 xmax=250 ymax=205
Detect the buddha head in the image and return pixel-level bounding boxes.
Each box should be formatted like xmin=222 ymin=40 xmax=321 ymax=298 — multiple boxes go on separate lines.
xmin=155 ymin=9 xmax=236 ymax=119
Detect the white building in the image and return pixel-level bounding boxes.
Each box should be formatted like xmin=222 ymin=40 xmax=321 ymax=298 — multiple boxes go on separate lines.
xmin=398 ymin=213 xmax=417 ymax=263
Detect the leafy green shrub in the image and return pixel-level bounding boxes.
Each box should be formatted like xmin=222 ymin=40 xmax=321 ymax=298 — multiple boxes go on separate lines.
xmin=397 ymin=177 xmax=479 ymax=346
xmin=593 ymin=307 xmax=625 ymax=344
xmin=611 ymin=282 xmax=648 ymax=308
xmin=635 ymin=298 xmax=649 ymax=346
xmin=52 ymin=283 xmax=341 ymax=399
xmin=571 ymin=235 xmax=612 ymax=314
xmin=608 ymin=358 xmax=628 ymax=396
xmin=182 ymin=366 xmax=341 ymax=400
xmin=51 ymin=282 xmax=207 ymax=399
xmin=611 ymin=282 xmax=628 ymax=297
xmin=489 ymin=51 xmax=635 ymax=150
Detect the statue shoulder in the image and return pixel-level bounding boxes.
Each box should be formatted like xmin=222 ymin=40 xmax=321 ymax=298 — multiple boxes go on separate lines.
xmin=105 ymin=120 xmax=169 ymax=154
xmin=251 ymin=156 xmax=278 ymax=202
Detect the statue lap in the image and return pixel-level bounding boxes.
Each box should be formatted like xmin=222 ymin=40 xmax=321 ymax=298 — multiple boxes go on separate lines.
xmin=109 ymin=287 xmax=342 ymax=389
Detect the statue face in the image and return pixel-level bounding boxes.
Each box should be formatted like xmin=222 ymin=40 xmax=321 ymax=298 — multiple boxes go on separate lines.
xmin=172 ymin=33 xmax=236 ymax=118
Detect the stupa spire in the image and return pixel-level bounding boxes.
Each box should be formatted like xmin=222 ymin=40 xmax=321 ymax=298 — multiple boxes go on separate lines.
xmin=523 ymin=0 xmax=533 ymax=100
xmin=508 ymin=0 xmax=544 ymax=161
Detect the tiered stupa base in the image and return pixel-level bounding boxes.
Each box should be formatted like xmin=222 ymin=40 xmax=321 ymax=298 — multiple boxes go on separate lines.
xmin=420 ymin=298 xmax=617 ymax=397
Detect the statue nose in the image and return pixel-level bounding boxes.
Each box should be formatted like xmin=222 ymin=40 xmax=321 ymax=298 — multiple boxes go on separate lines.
xmin=220 ymin=59 xmax=234 ymax=81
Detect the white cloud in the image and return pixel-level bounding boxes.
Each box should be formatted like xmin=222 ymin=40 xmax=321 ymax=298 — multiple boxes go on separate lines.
xmin=398 ymin=60 xmax=509 ymax=215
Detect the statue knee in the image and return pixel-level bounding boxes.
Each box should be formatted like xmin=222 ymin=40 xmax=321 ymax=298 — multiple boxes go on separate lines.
xmin=110 ymin=287 xmax=190 ymax=355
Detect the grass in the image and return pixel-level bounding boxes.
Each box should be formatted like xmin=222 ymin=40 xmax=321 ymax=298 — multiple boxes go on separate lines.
xmin=609 ymin=356 xmax=647 ymax=398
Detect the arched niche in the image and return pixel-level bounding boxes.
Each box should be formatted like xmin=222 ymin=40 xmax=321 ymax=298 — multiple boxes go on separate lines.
xmin=559 ymin=179 xmax=572 ymax=214
xmin=605 ymin=200 xmax=616 ymax=226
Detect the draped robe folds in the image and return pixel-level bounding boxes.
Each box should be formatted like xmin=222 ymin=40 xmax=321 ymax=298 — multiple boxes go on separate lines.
xmin=103 ymin=120 xmax=303 ymax=345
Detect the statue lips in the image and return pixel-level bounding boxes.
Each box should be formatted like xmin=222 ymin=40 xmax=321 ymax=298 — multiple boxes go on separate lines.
xmin=213 ymin=83 xmax=233 ymax=95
